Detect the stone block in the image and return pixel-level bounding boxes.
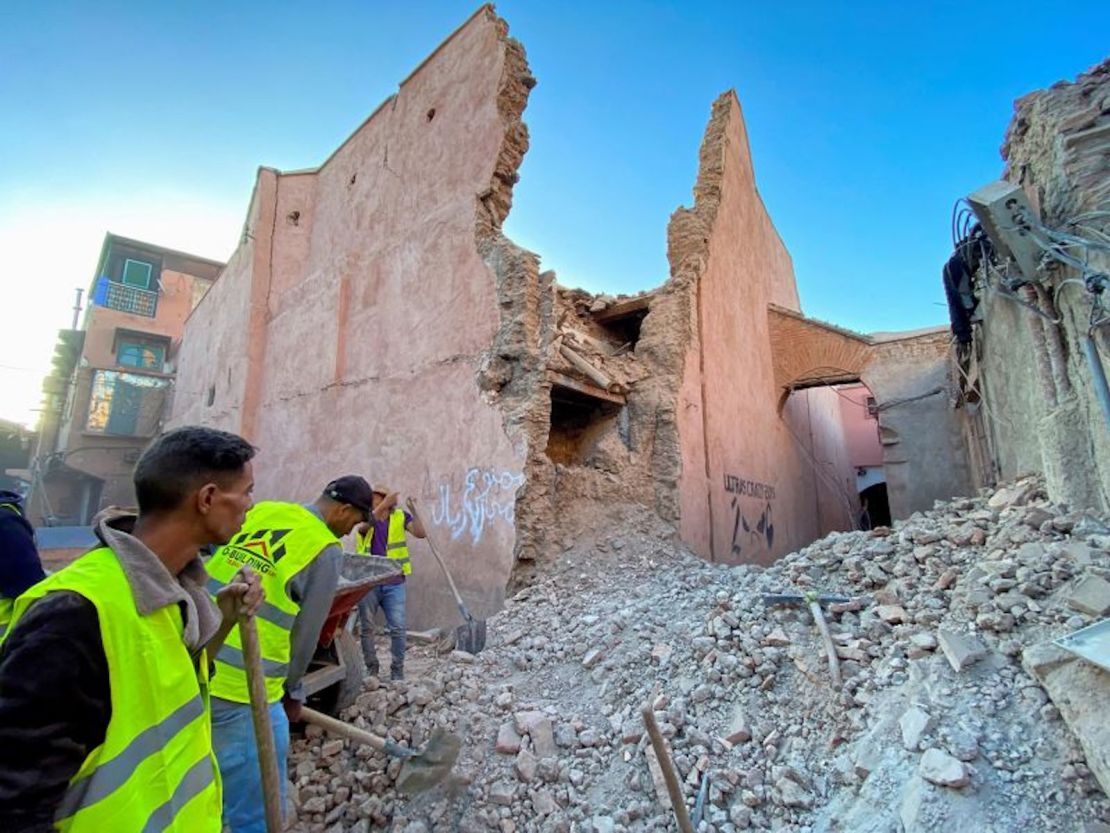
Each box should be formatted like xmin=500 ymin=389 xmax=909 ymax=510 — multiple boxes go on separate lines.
xmin=725 ymin=707 xmax=752 ymax=745
xmin=489 ymin=781 xmax=515 ymax=806
xmin=900 ymin=707 xmax=933 ymax=751
xmin=919 ymin=748 xmax=970 ymax=788
xmin=937 ymin=629 xmax=987 ymax=672
xmin=495 ymin=722 xmax=521 ymax=755
xmin=1024 ymin=639 xmax=1110 ymax=798
xmin=1067 ymin=575 xmax=1110 ymax=617
xmin=877 ymin=605 xmax=909 ymax=624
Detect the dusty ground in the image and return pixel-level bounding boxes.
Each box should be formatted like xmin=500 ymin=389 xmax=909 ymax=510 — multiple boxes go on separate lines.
xmin=287 ymin=480 xmax=1110 ymax=832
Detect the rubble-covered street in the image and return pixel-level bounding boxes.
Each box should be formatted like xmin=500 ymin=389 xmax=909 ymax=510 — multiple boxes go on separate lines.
xmin=287 ymin=478 xmax=1110 ymax=832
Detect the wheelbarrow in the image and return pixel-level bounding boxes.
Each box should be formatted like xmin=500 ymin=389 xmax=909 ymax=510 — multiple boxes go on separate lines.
xmin=300 ymin=554 xmax=403 ymax=715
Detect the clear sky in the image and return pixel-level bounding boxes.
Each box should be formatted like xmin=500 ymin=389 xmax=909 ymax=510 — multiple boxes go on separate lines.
xmin=1 ymin=1 xmax=1106 ymax=428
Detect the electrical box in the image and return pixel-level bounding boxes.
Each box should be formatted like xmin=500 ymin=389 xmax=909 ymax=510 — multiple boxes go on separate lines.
xmin=968 ymin=181 xmax=1043 ymax=281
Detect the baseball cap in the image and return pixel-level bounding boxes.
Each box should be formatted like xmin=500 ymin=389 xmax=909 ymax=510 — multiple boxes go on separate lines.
xmin=324 ymin=475 xmax=373 ymax=519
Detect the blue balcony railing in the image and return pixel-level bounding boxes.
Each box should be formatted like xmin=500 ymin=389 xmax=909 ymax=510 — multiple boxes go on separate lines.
xmin=92 ymin=276 xmax=158 ymax=317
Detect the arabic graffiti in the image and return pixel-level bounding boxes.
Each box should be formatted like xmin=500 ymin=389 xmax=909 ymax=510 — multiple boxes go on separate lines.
xmin=724 ymin=474 xmax=776 ymax=556
xmin=431 ymin=467 xmax=525 ymax=545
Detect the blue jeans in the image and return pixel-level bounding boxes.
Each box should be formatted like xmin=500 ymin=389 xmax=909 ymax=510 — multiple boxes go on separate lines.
xmin=358 ymin=582 xmax=406 ymax=674
xmin=210 ymin=697 xmax=289 ymax=833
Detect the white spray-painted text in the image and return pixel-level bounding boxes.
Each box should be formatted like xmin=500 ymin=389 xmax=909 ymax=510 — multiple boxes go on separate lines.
xmin=432 ymin=467 xmax=524 ymax=545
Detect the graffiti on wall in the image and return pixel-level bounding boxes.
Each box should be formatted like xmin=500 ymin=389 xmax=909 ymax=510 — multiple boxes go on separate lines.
xmin=431 ymin=467 xmax=525 ymax=545
xmin=724 ymin=474 xmax=776 ymax=557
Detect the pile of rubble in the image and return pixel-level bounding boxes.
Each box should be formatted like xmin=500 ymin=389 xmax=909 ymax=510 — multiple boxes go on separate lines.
xmin=287 ymin=479 xmax=1110 ymax=832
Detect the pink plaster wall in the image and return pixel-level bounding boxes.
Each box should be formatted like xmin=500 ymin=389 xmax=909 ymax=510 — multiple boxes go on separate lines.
xmin=171 ymin=9 xmax=524 ymax=628
xmin=172 ymin=186 xmax=265 ymax=430
xmin=838 ymin=383 xmax=883 ymax=468
xmin=676 ymin=94 xmax=857 ymax=565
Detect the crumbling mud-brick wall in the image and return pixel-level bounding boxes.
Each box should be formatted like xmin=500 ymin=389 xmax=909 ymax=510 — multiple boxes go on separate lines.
xmin=971 ymin=58 xmax=1110 ymax=513
xmin=634 ymin=93 xmax=861 ymax=565
xmin=172 ymin=6 xmax=540 ymax=628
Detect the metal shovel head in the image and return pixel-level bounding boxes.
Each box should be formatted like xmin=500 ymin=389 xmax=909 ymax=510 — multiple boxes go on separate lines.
xmin=455 ymin=617 xmax=487 ymax=654
xmin=396 ymin=728 xmax=462 ymax=795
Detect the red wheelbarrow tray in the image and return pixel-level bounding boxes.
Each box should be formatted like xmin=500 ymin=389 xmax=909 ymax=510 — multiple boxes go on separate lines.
xmin=316 ymin=553 xmax=404 ymax=648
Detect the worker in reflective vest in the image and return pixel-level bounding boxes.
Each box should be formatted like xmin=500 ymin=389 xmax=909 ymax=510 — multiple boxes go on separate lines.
xmin=353 ymin=485 xmax=426 ymax=681
xmin=0 ymin=490 xmax=45 ymax=637
xmin=0 ymin=427 xmax=262 ymax=832
xmin=205 ymin=474 xmax=373 ymax=833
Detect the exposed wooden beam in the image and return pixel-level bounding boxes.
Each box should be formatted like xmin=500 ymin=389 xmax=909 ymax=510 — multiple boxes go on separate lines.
xmin=547 ymin=371 xmax=627 ymax=406
xmin=591 ymin=296 xmax=652 ymax=324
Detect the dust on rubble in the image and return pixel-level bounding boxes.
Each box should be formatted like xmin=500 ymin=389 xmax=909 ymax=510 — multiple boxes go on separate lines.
xmin=287 ymin=480 xmax=1110 ymax=832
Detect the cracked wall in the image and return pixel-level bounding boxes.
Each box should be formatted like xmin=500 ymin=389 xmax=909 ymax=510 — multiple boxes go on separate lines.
xmin=173 ymin=7 xmax=956 ymax=625
xmin=969 ymin=58 xmax=1110 ymax=513
xmin=172 ymin=6 xmax=534 ymax=628
xmin=637 ymin=93 xmax=860 ymax=565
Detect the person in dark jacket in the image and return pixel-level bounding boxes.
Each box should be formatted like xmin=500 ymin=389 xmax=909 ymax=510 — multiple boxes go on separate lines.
xmin=0 ymin=490 xmax=46 ymax=634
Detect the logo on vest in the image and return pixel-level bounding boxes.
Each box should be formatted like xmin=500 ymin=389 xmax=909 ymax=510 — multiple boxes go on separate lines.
xmin=220 ymin=529 xmax=292 ymax=576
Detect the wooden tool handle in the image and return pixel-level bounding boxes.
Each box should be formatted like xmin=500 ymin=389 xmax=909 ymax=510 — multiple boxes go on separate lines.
xmin=641 ymin=703 xmax=695 ymax=833
xmin=408 ymin=501 xmax=466 ymax=611
xmin=301 ymin=706 xmax=388 ymax=752
xmin=240 ymin=615 xmax=283 ymax=833
xmin=808 ymin=600 xmax=843 ymax=689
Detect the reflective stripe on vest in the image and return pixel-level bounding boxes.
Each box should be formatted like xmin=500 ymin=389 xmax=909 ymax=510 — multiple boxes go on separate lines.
xmin=353 ymin=510 xmax=410 ymax=575
xmin=205 ymin=502 xmax=338 ymax=704
xmin=386 ymin=510 xmax=411 ymax=575
xmin=1 ymin=547 xmax=221 ymax=832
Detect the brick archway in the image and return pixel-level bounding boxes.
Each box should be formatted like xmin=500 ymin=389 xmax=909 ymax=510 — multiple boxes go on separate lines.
xmin=767 ymin=305 xmax=874 ymax=406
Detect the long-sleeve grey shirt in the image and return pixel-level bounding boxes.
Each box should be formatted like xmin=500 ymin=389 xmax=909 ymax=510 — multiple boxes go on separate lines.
xmin=282 ymin=505 xmax=342 ymax=701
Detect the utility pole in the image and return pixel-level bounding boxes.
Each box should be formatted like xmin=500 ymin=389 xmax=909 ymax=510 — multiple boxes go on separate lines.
xmin=71 ymin=287 xmax=84 ymax=330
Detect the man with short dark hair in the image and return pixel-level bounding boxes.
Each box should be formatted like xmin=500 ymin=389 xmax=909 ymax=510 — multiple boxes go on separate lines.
xmin=0 ymin=426 xmax=263 ymax=833
xmin=205 ymin=474 xmax=373 ymax=833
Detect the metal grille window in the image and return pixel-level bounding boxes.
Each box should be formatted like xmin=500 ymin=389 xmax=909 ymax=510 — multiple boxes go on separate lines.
xmin=100 ymin=279 xmax=158 ymax=317
xmin=86 ymin=370 xmax=170 ymax=437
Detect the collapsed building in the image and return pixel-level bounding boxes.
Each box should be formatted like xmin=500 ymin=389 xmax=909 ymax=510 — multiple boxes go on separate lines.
xmin=170 ymin=5 xmax=973 ymax=628
xmin=952 ymin=58 xmax=1110 ymax=515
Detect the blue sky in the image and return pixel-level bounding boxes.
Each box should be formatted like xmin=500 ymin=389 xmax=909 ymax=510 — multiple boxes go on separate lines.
xmin=0 ymin=1 xmax=1106 ymax=426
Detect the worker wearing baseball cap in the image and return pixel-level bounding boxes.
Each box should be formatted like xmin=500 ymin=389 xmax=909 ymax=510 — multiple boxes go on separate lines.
xmin=204 ymin=474 xmax=372 ymax=833
xmin=353 ymin=485 xmax=426 ymax=681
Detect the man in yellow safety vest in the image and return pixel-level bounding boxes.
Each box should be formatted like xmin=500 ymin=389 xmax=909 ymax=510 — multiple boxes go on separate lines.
xmin=353 ymin=485 xmax=426 ymax=681
xmin=205 ymin=474 xmax=373 ymax=833
xmin=0 ymin=426 xmax=262 ymax=832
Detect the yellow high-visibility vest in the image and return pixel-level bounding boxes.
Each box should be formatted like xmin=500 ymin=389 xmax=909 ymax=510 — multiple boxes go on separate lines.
xmin=205 ymin=502 xmax=338 ymax=704
xmin=354 ymin=509 xmax=410 ymax=575
xmin=2 ymin=546 xmax=221 ymax=832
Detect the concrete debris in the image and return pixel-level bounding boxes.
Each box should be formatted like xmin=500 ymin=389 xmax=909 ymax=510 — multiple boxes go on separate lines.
xmin=284 ymin=478 xmax=1110 ymax=832
xmin=900 ymin=707 xmax=933 ymax=751
xmin=937 ymin=629 xmax=989 ymax=673
xmin=1066 ymin=575 xmax=1110 ymax=617
xmin=919 ymin=748 xmax=972 ymax=788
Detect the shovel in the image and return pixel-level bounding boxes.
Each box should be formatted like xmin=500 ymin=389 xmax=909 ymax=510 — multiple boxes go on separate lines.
xmin=407 ymin=499 xmax=487 ymax=654
xmin=239 ymin=614 xmax=284 ymax=833
xmin=300 ymin=706 xmax=460 ymax=794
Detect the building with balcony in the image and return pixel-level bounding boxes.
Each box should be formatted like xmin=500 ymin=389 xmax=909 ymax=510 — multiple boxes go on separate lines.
xmin=29 ymin=233 xmax=224 ymax=525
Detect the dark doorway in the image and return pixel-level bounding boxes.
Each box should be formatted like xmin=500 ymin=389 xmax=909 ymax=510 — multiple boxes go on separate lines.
xmin=859 ymin=482 xmax=891 ymax=529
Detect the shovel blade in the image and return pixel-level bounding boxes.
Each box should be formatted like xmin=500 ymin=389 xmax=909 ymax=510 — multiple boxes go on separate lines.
xmin=455 ymin=618 xmax=486 ymax=654
xmin=396 ymin=729 xmax=462 ymax=794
